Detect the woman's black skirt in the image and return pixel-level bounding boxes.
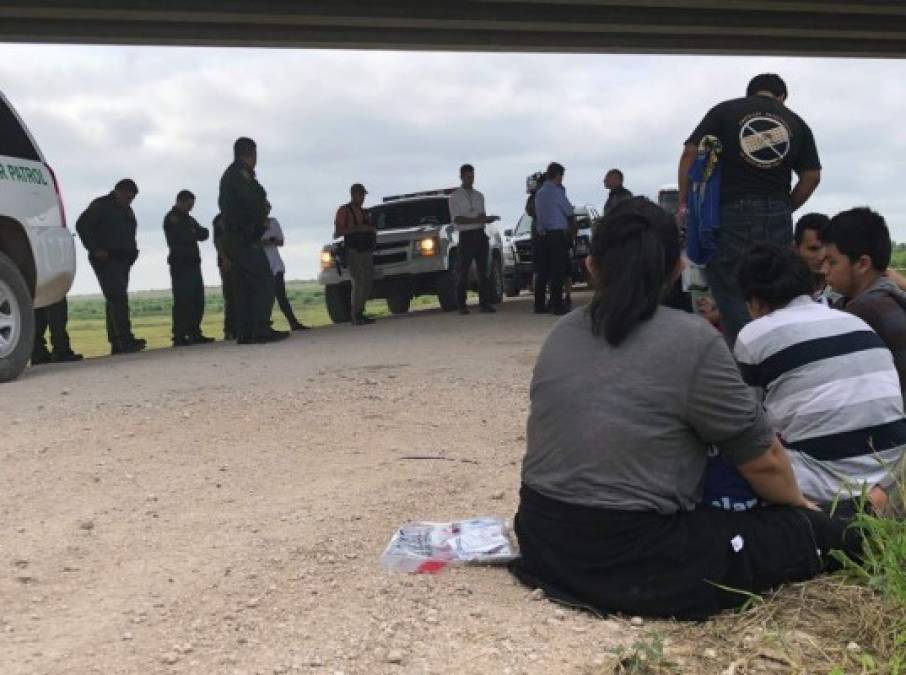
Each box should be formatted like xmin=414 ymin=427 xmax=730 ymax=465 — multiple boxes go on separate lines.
xmin=510 ymin=483 xmax=861 ymax=620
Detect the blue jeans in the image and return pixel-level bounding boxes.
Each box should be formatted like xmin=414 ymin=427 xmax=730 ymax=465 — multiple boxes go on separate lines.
xmin=705 ymin=197 xmax=792 ymax=347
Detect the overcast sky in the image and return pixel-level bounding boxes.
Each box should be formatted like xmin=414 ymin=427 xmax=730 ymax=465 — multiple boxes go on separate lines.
xmin=3 ymin=44 xmax=905 ymax=294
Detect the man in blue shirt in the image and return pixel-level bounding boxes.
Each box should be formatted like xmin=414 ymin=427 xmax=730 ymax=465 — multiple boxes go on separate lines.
xmin=533 ymin=162 xmax=575 ymax=315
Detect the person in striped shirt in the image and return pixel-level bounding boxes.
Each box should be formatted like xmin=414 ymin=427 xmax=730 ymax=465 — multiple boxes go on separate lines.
xmin=731 ymin=243 xmax=904 ymax=515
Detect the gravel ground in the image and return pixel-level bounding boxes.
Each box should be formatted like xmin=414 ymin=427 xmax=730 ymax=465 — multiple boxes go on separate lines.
xmin=3 ymin=292 xmax=680 ymax=675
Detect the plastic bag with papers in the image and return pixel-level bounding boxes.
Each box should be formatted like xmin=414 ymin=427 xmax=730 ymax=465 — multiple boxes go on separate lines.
xmin=380 ymin=517 xmax=519 ymax=574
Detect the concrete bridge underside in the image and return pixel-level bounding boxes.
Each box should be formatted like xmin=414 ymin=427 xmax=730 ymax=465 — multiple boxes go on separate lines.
xmin=0 ymin=1 xmax=905 ymax=57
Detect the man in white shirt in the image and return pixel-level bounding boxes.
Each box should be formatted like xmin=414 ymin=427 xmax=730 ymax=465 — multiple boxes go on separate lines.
xmin=448 ymin=163 xmax=500 ymax=315
xmin=261 ymin=217 xmax=309 ymax=331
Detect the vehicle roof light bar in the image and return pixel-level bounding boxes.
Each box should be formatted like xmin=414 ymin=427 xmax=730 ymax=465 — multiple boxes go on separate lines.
xmin=382 ymin=187 xmax=457 ymax=203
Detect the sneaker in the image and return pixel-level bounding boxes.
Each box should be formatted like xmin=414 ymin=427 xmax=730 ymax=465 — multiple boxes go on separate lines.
xmin=190 ymin=334 xmax=216 ymax=344
xmin=51 ymin=351 xmax=83 ymax=363
xmin=479 ymin=304 xmax=497 ymax=314
xmin=31 ymin=350 xmax=52 ymax=366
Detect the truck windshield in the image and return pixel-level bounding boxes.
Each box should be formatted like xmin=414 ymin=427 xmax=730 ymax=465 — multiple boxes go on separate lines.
xmin=514 ymin=214 xmax=532 ymax=236
xmin=370 ymin=198 xmax=451 ymax=231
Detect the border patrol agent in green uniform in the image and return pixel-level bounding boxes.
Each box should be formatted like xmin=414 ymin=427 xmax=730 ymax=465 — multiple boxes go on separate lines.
xmin=212 ymin=213 xmax=237 ymax=340
xmin=75 ymin=178 xmax=147 ymax=355
xmin=31 ymin=298 xmax=82 ymax=365
xmin=164 ymin=190 xmax=214 ymax=346
xmin=217 ymin=137 xmax=287 ymax=344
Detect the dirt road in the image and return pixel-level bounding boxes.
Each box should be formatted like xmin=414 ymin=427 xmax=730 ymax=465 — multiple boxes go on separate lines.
xmin=3 ymin=293 xmax=653 ymax=675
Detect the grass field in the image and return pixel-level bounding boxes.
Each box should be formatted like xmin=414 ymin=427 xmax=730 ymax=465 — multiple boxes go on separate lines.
xmin=63 ymin=280 xmax=442 ymax=358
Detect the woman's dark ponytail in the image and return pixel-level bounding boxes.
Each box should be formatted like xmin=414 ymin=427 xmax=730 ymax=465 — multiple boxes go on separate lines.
xmin=588 ymin=197 xmax=680 ymax=346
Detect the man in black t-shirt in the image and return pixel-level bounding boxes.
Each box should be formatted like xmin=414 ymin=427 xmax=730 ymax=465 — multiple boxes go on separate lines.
xmin=677 ymin=73 xmax=822 ymax=346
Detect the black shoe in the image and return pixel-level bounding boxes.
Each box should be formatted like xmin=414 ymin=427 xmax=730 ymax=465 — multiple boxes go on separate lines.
xmin=236 ymin=334 xmax=255 ymax=345
xmin=353 ymin=314 xmax=376 ymax=326
xmin=190 ymin=334 xmax=216 ymax=344
xmin=52 ymin=351 xmax=83 ymax=363
xmin=112 ymin=338 xmax=146 ymax=355
xmin=224 ymin=332 xmax=236 ymax=341
xmin=31 ymin=351 xmax=52 ymax=366
xmin=173 ymin=337 xmax=193 ymax=347
xmin=550 ymin=305 xmax=570 ymax=316
xmin=458 ymin=307 xmax=471 ymax=315
xmin=479 ymin=304 xmax=497 ymax=314
xmin=256 ymin=329 xmax=290 ymax=343
xmin=533 ymin=307 xmax=550 ymax=315
xmin=290 ymin=323 xmax=310 ymax=331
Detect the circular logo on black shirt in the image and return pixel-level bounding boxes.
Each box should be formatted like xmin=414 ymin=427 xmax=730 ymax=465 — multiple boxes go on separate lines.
xmin=739 ymin=115 xmax=791 ymax=168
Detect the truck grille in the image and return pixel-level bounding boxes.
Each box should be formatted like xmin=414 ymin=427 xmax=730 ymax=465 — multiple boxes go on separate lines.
xmin=374 ymin=251 xmax=408 ymax=265
xmin=375 ymin=240 xmax=405 ymax=252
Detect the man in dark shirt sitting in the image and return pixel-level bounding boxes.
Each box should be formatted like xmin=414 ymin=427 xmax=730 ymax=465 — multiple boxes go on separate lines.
xmin=793 ymin=212 xmax=835 ymax=303
xmin=824 ymin=207 xmax=906 ymax=398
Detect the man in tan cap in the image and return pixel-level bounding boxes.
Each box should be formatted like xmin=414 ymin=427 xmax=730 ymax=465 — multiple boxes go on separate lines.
xmin=334 ymin=183 xmax=377 ymax=325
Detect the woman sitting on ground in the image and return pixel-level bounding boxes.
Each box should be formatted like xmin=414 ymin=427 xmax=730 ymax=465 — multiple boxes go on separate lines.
xmin=509 ymin=197 xmax=861 ymax=620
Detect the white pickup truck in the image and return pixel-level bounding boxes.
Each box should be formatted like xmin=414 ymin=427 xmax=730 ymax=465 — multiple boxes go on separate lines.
xmin=318 ymin=189 xmax=504 ymax=323
xmin=0 ymin=90 xmax=76 ymax=382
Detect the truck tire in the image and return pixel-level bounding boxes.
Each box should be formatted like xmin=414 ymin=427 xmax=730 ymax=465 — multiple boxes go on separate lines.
xmin=324 ymin=283 xmax=352 ymax=324
xmin=386 ymin=287 xmax=412 ymax=315
xmin=436 ymin=250 xmax=460 ymax=312
xmin=489 ymin=257 xmax=504 ymax=304
xmin=0 ymin=251 xmax=34 ymax=383
xmin=504 ymin=280 xmax=520 ymax=298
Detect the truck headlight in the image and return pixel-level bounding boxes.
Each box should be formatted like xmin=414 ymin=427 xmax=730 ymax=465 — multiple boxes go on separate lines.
xmin=415 ymin=237 xmax=438 ymax=256
xmin=320 ymin=250 xmax=334 ymax=270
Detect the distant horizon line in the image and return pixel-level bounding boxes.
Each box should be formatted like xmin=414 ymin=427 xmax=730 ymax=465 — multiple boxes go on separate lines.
xmin=68 ymin=277 xmax=319 ymax=299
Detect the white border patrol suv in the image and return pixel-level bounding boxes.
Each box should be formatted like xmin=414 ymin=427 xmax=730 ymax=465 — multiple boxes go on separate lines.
xmin=318 ymin=188 xmax=504 ymax=323
xmin=0 ymin=90 xmax=76 ymax=382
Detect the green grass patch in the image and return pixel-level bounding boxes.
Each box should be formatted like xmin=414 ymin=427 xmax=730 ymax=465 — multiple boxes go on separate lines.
xmin=838 ymin=507 xmax=906 ymax=606
xmin=64 ymin=280 xmax=442 ymax=358
xmin=828 ymin=487 xmax=906 ymax=673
